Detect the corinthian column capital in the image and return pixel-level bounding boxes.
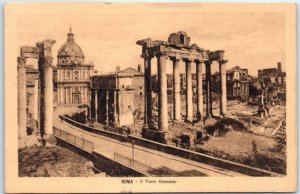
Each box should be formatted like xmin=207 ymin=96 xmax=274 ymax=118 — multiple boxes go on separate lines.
xmin=142 ymin=53 xmax=154 ymax=60
xmin=155 ymin=52 xmax=168 ymax=59
xmin=218 ymin=59 xmax=228 ymax=65
xmin=169 ymin=55 xmax=182 ymax=62
xmin=44 ymin=56 xmax=54 ymax=66
xmin=17 ymin=57 xmax=26 ymax=68
xmin=36 ymin=39 xmax=56 ymax=58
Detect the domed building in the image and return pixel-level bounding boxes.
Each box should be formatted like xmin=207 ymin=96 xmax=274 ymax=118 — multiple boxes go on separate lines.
xmin=56 ymin=28 xmax=94 ymax=105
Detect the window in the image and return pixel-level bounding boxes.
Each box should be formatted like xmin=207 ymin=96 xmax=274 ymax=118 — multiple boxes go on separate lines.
xmin=63 ymin=70 xmax=65 ymax=80
xmin=74 ymin=71 xmax=79 ymax=80
xmin=67 ymin=70 xmax=70 ymax=80
xmin=26 ymin=94 xmax=30 ymax=106
xmin=140 ymin=86 xmax=142 ymax=90
xmin=140 ymin=92 xmax=143 ymax=96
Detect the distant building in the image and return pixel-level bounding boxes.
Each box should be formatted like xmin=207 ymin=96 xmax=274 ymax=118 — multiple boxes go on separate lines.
xmin=90 ymin=65 xmax=143 ymax=127
xmin=212 ymin=66 xmax=252 ymax=98
xmin=115 ymin=65 xmax=144 ymax=111
xmin=25 ymin=65 xmax=57 ymax=122
xmin=56 ymin=29 xmax=94 ymax=105
xmin=258 ymin=62 xmax=286 ymax=87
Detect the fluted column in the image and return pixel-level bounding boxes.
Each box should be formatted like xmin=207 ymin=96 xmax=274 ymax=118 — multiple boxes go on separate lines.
xmin=185 ymin=59 xmax=193 ymax=122
xmin=196 ymin=61 xmax=204 ymax=120
xmin=171 ymin=56 xmax=181 ymax=122
xmin=33 ymin=76 xmax=39 ymax=121
xmin=157 ymin=53 xmax=168 ymax=131
xmin=205 ymin=61 xmax=212 ymax=117
xmin=219 ymin=60 xmax=228 ymax=116
xmin=143 ymin=54 xmax=153 ymax=129
xmin=37 ymin=39 xmax=56 ymax=136
xmin=17 ymin=57 xmax=27 ymax=138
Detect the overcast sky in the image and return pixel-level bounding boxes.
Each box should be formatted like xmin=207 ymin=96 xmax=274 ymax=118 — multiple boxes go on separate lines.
xmin=17 ymin=3 xmax=285 ymax=76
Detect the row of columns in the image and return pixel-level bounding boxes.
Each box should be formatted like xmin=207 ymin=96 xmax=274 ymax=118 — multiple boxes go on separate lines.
xmin=18 ymin=40 xmax=55 ymax=138
xmin=90 ymin=89 xmax=113 ymax=125
xmin=143 ymin=53 xmax=227 ymax=132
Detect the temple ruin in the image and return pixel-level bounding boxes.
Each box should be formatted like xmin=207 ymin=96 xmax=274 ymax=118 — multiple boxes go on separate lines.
xmin=137 ymin=31 xmax=228 ymax=143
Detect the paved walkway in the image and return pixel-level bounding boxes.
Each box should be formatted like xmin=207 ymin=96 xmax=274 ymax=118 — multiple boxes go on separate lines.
xmin=53 ymin=107 xmax=247 ymax=177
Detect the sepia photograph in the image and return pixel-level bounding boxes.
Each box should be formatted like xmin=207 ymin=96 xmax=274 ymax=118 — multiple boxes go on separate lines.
xmin=5 ymin=2 xmax=297 ymax=193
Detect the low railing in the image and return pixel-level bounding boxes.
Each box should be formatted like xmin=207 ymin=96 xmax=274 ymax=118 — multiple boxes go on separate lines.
xmin=59 ymin=115 xmax=282 ymax=176
xmin=53 ymin=127 xmax=94 ymax=153
xmin=114 ymin=152 xmax=152 ymax=174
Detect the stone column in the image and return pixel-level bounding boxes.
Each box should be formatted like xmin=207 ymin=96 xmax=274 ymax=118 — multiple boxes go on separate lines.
xmin=95 ymin=90 xmax=98 ymax=121
xmin=157 ymin=53 xmax=168 ymax=131
xmin=91 ymin=89 xmax=96 ymax=120
xmin=185 ymin=59 xmax=193 ymax=122
xmin=17 ymin=57 xmax=27 ymax=138
xmin=171 ymin=56 xmax=181 ymax=122
xmin=219 ymin=60 xmax=227 ymax=116
xmin=44 ymin=57 xmax=54 ymax=135
xmin=106 ymin=90 xmax=109 ymax=125
xmin=196 ymin=61 xmax=204 ymax=120
xmin=37 ymin=39 xmax=56 ymax=136
xmin=113 ymin=90 xmax=118 ymax=126
xmin=205 ymin=61 xmax=212 ymax=117
xmin=33 ymin=77 xmax=39 ymax=121
xmin=143 ymin=54 xmax=153 ymax=129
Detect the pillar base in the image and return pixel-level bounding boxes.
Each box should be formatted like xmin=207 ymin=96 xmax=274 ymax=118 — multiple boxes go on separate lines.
xmin=142 ymin=128 xmax=172 ymax=144
xmin=185 ymin=117 xmax=194 ymax=123
xmin=172 ymin=119 xmax=182 ymax=124
xmin=219 ymin=113 xmax=226 ymax=118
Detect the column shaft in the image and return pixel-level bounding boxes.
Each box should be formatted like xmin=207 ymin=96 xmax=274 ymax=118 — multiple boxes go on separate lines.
xmin=91 ymin=90 xmax=96 ymax=120
xmin=17 ymin=57 xmax=27 ymax=138
xmin=113 ymin=90 xmax=118 ymax=126
xmin=196 ymin=62 xmax=203 ymax=119
xmin=219 ymin=61 xmax=227 ymax=116
xmin=143 ymin=56 xmax=153 ymax=128
xmin=106 ymin=90 xmax=109 ymax=125
xmin=44 ymin=64 xmax=53 ymax=135
xmin=158 ymin=54 xmax=168 ymax=131
xmin=143 ymin=57 xmax=148 ymax=128
xmin=147 ymin=58 xmax=152 ymax=128
xmin=185 ymin=60 xmax=193 ymax=121
xmin=205 ymin=61 xmax=212 ymax=117
xmin=172 ymin=58 xmax=181 ymax=121
xmin=37 ymin=39 xmax=55 ymax=137
xmin=95 ymin=90 xmax=98 ymax=121
xmin=33 ymin=77 xmax=39 ymax=121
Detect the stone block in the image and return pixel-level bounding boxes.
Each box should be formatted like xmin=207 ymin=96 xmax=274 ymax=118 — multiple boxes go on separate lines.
xmin=168 ymin=31 xmax=190 ymax=47
xmin=142 ymin=128 xmax=172 ymax=144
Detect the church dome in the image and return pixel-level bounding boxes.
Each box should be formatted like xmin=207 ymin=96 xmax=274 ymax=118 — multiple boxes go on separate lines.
xmin=57 ymin=28 xmax=85 ymax=65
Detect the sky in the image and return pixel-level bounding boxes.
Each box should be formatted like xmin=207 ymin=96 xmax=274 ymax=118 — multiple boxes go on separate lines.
xmin=17 ymin=3 xmax=286 ymax=76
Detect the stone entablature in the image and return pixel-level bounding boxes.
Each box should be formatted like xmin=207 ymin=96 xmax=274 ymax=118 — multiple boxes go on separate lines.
xmin=137 ymin=31 xmax=228 ymax=143
xmin=18 ymin=39 xmax=56 ymax=138
xmin=91 ymin=74 xmax=135 ymax=91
